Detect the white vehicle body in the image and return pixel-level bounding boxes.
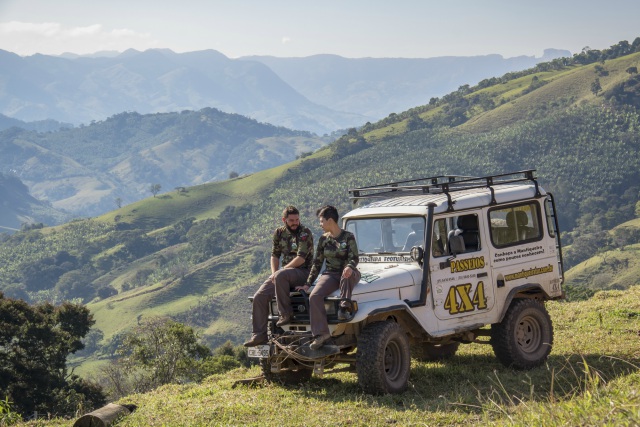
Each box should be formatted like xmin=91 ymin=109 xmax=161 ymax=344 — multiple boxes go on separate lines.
xmin=250 ymin=170 xmax=564 ymax=394
xmin=340 ymin=181 xmax=563 ymax=339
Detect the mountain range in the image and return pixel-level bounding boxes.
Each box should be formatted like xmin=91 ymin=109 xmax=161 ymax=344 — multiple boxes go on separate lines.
xmin=0 ymin=108 xmax=328 ymax=217
xmin=241 ymin=49 xmax=569 ymax=120
xmin=0 ymin=48 xmax=570 ymax=135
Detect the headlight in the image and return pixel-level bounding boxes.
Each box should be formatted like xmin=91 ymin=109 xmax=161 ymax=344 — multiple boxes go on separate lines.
xmin=270 ymin=300 xmax=279 ymax=316
xmin=325 ymin=302 xmax=336 ymax=315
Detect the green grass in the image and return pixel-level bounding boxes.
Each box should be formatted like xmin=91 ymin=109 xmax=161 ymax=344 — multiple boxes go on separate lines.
xmin=23 ymin=286 xmax=640 ymax=427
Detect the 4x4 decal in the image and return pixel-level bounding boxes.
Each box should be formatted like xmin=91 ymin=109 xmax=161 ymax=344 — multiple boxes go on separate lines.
xmin=444 ymin=281 xmax=488 ymax=315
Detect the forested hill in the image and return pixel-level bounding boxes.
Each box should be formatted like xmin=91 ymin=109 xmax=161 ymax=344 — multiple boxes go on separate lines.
xmin=0 ymin=39 xmax=638 ymax=359
xmin=0 ymin=108 xmax=328 ymax=217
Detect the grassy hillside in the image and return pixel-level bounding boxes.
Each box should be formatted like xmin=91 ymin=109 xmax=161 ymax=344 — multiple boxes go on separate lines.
xmin=29 ymin=286 xmax=640 ymax=426
xmin=0 ymin=108 xmax=328 ymax=216
xmin=1 ymin=44 xmax=639 ymax=381
xmin=564 ymin=218 xmax=640 ymax=299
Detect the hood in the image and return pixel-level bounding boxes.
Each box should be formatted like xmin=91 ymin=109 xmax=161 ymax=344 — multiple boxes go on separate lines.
xmin=350 ymin=263 xmax=422 ymax=295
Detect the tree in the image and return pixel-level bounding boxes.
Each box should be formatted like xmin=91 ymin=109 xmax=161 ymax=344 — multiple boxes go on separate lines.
xmin=149 ymin=183 xmax=161 ymax=197
xmin=0 ymin=294 xmax=105 ymax=417
xmin=228 ymin=171 xmax=239 ymax=179
xmin=591 ymin=78 xmax=602 ymax=96
xmin=113 ymin=317 xmax=211 ymax=392
xmin=627 ymin=66 xmax=638 ymax=74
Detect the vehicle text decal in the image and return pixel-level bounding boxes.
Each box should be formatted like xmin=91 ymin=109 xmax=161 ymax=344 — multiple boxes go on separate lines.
xmin=494 ymin=245 xmax=545 ymax=263
xmin=360 ymin=255 xmax=413 ymax=263
xmin=444 ymin=281 xmax=488 ymax=315
xmin=450 ymin=256 xmax=485 ymax=274
xmin=504 ymin=264 xmax=554 ymax=282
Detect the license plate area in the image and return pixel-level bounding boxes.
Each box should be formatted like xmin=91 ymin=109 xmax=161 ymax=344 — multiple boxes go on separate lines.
xmin=247 ymin=345 xmax=270 ymax=358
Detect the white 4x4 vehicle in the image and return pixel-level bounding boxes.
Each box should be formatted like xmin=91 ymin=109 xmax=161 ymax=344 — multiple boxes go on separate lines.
xmin=248 ymin=170 xmax=564 ymax=394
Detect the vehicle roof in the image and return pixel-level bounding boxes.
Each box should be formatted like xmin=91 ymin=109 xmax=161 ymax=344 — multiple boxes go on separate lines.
xmin=343 ymin=184 xmax=546 ymax=218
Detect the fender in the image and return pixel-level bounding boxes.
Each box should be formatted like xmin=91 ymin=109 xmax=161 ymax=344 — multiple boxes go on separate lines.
xmin=349 ymin=299 xmax=414 ymax=323
xmin=496 ymin=283 xmax=550 ymax=322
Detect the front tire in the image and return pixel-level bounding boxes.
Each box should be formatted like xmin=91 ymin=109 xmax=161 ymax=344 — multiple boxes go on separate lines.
xmin=356 ymin=321 xmax=411 ymax=394
xmin=491 ymin=299 xmax=553 ymax=369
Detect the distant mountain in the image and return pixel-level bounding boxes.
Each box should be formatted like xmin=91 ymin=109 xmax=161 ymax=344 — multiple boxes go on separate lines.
xmin=0 ymin=48 xmax=570 ymax=135
xmin=0 ymin=108 xmax=328 ymax=216
xmin=0 ymin=48 xmax=364 ymax=135
xmin=241 ymin=49 xmax=571 ymax=119
xmin=0 ymin=173 xmax=71 ymax=232
xmin=0 ymin=113 xmax=73 ymax=132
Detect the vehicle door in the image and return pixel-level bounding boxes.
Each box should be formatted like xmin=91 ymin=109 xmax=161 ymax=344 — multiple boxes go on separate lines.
xmin=429 ymin=212 xmax=495 ymax=324
xmin=487 ymin=199 xmax=561 ymax=305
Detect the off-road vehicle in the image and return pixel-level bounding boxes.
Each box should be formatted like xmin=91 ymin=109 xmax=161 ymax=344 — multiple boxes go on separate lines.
xmin=248 ymin=170 xmax=564 ymax=394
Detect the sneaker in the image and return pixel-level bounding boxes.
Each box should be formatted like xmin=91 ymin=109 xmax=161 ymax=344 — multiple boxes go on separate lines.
xmin=309 ymin=334 xmax=331 ymax=350
xmin=337 ymin=308 xmax=350 ymax=321
xmin=276 ymin=313 xmax=292 ymax=327
xmin=243 ymin=335 xmax=268 ymax=347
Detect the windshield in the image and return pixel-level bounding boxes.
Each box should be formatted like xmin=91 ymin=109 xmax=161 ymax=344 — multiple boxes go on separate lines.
xmin=345 ymin=217 xmax=425 ymax=254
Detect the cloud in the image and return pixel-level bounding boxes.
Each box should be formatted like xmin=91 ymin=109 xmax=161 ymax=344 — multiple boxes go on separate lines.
xmin=0 ymin=21 xmax=62 ymax=37
xmin=281 ymin=36 xmax=291 ymax=45
xmin=0 ymin=21 xmax=157 ymax=55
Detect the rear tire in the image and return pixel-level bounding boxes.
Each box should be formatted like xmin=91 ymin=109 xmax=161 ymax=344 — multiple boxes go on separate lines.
xmin=356 ymin=321 xmax=410 ymax=394
xmin=491 ymin=299 xmax=553 ymax=369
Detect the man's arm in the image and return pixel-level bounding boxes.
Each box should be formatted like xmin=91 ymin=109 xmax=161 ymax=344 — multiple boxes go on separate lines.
xmin=283 ymin=255 xmax=305 ymax=269
xmin=270 ymin=255 xmax=280 ymax=274
xmin=342 ymin=232 xmax=359 ymax=278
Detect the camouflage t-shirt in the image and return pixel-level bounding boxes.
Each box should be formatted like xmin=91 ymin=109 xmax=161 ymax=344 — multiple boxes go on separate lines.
xmin=306 ymin=230 xmax=359 ymax=285
xmin=271 ymin=225 xmax=314 ymax=269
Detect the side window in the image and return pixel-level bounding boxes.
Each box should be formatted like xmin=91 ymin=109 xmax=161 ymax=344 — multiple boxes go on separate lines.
xmin=450 ymin=214 xmax=481 ymax=254
xmin=432 ymin=214 xmax=481 ymax=257
xmin=432 ymin=218 xmax=448 ymax=257
xmin=489 ymin=202 xmax=542 ymax=247
xmin=544 ymin=197 xmax=556 ymax=238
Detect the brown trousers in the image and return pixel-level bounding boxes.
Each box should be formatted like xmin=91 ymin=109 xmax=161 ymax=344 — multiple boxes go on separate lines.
xmin=309 ymin=269 xmax=361 ymax=336
xmin=251 ymin=268 xmax=309 ymax=338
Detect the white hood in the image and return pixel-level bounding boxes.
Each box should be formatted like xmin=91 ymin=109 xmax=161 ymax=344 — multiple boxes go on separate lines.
xmin=350 ymin=263 xmax=422 ymax=296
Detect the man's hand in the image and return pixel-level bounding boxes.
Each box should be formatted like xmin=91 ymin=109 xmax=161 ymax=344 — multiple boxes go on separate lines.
xmin=295 ymin=284 xmax=310 ymax=292
xmin=342 ymin=266 xmax=354 ymax=279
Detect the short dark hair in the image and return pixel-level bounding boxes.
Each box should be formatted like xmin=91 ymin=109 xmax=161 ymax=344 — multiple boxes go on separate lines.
xmin=282 ymin=206 xmax=299 ymax=218
xmin=316 ymin=205 xmax=339 ymax=222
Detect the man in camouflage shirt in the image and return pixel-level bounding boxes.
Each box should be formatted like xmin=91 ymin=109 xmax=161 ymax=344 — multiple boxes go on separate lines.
xmin=296 ymin=205 xmax=360 ymax=350
xmin=244 ymin=206 xmax=314 ymax=347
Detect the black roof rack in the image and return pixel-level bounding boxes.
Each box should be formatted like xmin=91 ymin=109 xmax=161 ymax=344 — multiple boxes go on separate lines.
xmin=348 ymin=170 xmax=540 ymax=211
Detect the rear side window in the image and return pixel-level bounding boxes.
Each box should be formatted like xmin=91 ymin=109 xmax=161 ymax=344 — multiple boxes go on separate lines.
xmin=489 ymin=202 xmax=542 ymax=248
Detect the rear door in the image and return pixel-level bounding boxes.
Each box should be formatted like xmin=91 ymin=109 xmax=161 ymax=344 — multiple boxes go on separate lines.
xmin=487 ymin=200 xmax=561 ymax=305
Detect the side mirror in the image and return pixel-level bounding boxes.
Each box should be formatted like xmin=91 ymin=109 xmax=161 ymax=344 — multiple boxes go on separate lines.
xmin=410 ymin=246 xmax=424 ymax=264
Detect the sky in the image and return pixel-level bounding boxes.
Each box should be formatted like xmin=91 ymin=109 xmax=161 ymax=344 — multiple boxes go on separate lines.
xmin=1 ymin=0 xmax=639 ymax=59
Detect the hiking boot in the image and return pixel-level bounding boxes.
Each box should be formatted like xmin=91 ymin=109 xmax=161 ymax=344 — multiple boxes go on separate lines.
xmin=309 ymin=333 xmax=331 ymax=350
xmin=243 ymin=334 xmax=268 ymax=347
xmin=276 ymin=313 xmax=292 ymax=327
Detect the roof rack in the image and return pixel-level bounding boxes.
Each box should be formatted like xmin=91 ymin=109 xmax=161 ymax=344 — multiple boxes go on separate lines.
xmin=348 ymin=170 xmax=540 ymax=211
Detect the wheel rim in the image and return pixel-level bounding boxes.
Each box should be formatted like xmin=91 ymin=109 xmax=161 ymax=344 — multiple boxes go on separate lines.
xmin=515 ymin=314 xmax=542 ymax=355
xmin=383 ymin=339 xmax=402 ymax=381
